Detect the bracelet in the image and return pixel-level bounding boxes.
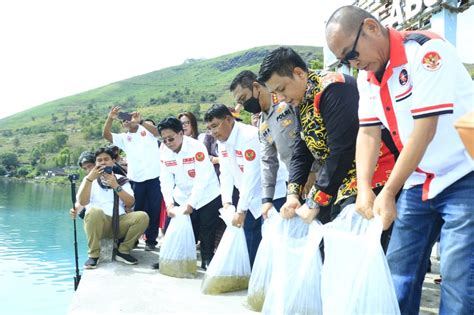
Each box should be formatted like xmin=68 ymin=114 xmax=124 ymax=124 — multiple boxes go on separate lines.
xmin=86 ymin=178 xmax=93 ymax=183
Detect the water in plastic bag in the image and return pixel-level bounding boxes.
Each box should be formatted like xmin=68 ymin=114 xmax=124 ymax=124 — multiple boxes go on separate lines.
xmin=159 ymin=206 xmax=197 ymax=279
xmin=321 ymin=204 xmax=400 ymax=315
xmin=262 ymin=216 xmax=324 ymax=315
xmin=201 ymin=206 xmax=251 ymax=295
xmin=246 ymin=208 xmax=279 ymax=311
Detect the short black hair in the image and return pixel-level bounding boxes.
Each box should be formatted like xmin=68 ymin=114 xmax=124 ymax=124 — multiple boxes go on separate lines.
xmin=143 ymin=118 xmax=156 ymax=126
xmin=258 ymin=47 xmax=308 ymax=83
xmin=78 ymin=151 xmax=95 ymax=167
xmin=157 ymin=117 xmax=183 ymax=135
xmin=204 ymin=104 xmax=233 ymax=122
xmin=94 ymin=147 xmax=115 ymax=159
xmin=230 ymin=70 xmax=258 ymax=91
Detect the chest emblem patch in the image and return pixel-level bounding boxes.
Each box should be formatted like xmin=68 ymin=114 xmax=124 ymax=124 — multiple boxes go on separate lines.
xmin=195 ymin=152 xmax=205 ymax=162
xmin=140 ymin=130 xmax=146 ymax=137
xmin=399 ymin=69 xmax=408 ymax=85
xmin=244 ymin=149 xmax=256 ymax=161
xmin=422 ymin=51 xmax=442 ymax=71
xmin=187 ymin=169 xmax=196 ymax=178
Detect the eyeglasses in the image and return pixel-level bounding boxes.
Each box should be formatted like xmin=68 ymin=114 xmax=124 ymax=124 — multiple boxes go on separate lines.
xmin=207 ymin=119 xmax=226 ymax=132
xmin=340 ymin=22 xmax=364 ymax=66
xmin=181 ymin=121 xmax=190 ymax=126
xmin=162 ymin=137 xmax=176 ymax=144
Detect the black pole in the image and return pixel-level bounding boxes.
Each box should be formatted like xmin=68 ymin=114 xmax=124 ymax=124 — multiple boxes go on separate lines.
xmin=69 ymin=174 xmax=81 ymax=291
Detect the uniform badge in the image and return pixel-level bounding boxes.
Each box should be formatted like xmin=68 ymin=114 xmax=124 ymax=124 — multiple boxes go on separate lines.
xmin=281 ymin=119 xmax=292 ymax=127
xmin=276 ymin=104 xmax=285 ymax=114
xmin=271 ymin=93 xmax=279 ymax=105
xmin=399 ymin=69 xmax=408 ymax=85
xmin=187 ymin=169 xmax=196 ymax=178
xmin=140 ymin=130 xmax=146 ymax=137
xmin=422 ymin=51 xmax=442 ymax=71
xmin=195 ymin=152 xmax=205 ymax=162
xmin=259 ymin=122 xmax=268 ymax=132
xmin=244 ymin=149 xmax=256 ymax=161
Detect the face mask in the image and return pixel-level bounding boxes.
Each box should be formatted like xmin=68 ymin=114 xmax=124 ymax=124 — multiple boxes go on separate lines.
xmin=243 ymin=90 xmax=261 ymax=114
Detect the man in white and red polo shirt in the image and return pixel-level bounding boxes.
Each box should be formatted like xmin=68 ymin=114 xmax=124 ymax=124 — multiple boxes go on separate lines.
xmin=157 ymin=117 xmax=221 ymax=270
xmin=326 ymin=5 xmax=473 ymax=315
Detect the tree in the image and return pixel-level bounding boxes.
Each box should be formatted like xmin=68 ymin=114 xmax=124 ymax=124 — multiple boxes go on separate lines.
xmin=13 ymin=137 xmax=20 ymax=147
xmin=0 ymin=152 xmax=19 ymax=170
xmin=54 ymin=133 xmax=69 ymax=147
xmin=30 ymin=148 xmax=42 ymax=166
xmin=56 ymin=147 xmax=71 ymax=166
xmin=190 ymin=104 xmax=201 ymax=120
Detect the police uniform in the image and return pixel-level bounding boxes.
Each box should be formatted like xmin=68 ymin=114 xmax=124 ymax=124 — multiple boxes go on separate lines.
xmin=357 ymin=29 xmax=474 ymax=314
xmin=160 ymin=135 xmax=221 ymax=264
xmin=259 ymin=95 xmax=304 ymax=204
xmin=218 ymin=121 xmax=286 ymax=266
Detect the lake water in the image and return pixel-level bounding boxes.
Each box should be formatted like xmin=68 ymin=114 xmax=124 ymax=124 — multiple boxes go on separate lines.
xmin=0 ymin=179 xmax=87 ymax=315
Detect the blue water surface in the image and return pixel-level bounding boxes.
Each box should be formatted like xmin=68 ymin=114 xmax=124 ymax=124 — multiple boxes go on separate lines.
xmin=0 ymin=179 xmax=87 ymax=315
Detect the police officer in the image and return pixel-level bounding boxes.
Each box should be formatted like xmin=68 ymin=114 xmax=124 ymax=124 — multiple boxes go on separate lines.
xmin=230 ymin=70 xmax=309 ymax=218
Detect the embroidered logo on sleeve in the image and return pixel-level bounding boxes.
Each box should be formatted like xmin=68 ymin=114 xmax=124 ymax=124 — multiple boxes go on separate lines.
xmin=422 ymin=51 xmax=442 ymax=71
xmin=399 ymin=69 xmax=408 ymax=85
xmin=195 ymin=152 xmax=205 ymax=162
xmin=140 ymin=130 xmax=147 ymax=137
xmin=244 ymin=149 xmax=256 ymax=161
xmin=187 ymin=169 xmax=196 ymax=178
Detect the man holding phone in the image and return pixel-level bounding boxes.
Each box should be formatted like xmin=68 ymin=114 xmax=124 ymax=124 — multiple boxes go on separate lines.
xmin=103 ymin=106 xmax=163 ymax=251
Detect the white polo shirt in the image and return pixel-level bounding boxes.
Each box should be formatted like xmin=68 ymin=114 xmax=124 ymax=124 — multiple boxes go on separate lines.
xmin=218 ymin=122 xmax=287 ymax=219
xmin=112 ymin=125 xmax=161 ymax=182
xmin=86 ymin=175 xmax=134 ymax=216
xmin=159 ymin=136 xmax=220 ymax=210
xmin=358 ymin=29 xmax=473 ymax=200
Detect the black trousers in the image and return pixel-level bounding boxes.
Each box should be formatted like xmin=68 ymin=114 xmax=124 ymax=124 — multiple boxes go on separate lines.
xmin=131 ymin=176 xmax=163 ymax=246
xmin=190 ymin=196 xmax=221 ymax=262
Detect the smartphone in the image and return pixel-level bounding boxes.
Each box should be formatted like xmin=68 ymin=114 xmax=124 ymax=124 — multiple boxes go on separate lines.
xmin=117 ymin=112 xmax=132 ymax=121
xmin=103 ymin=166 xmax=113 ymax=174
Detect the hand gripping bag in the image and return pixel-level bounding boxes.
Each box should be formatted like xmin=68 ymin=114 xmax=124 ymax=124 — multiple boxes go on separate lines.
xmin=262 ymin=216 xmax=324 ymax=315
xmin=159 ymin=206 xmax=197 ymax=278
xmin=321 ymin=204 xmax=400 ymax=315
xmin=201 ymin=206 xmax=251 ymax=295
xmin=246 ymin=208 xmax=279 ymax=311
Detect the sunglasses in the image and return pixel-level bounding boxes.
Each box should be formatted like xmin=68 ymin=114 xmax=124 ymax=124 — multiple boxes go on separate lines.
xmin=181 ymin=121 xmax=190 ymax=126
xmin=340 ymin=22 xmax=364 ymax=66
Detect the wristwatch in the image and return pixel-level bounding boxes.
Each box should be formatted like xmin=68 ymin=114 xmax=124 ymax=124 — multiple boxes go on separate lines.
xmin=113 ymin=186 xmax=123 ymax=193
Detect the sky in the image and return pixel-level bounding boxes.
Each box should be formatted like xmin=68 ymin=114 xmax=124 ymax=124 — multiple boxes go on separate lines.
xmin=0 ymin=0 xmax=473 ymax=120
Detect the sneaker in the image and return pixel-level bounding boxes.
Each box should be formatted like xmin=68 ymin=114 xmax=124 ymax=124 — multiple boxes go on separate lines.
xmin=115 ymin=251 xmax=138 ymax=265
xmin=144 ymin=244 xmax=156 ymax=251
xmin=84 ymin=257 xmax=99 ymax=269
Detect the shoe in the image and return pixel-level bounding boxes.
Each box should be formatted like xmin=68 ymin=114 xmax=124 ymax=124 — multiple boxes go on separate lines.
xmin=115 ymin=251 xmax=138 ymax=265
xmin=201 ymin=260 xmax=210 ymax=271
xmin=84 ymin=257 xmax=99 ymax=269
xmin=151 ymin=262 xmax=160 ymax=270
xmin=145 ymin=244 xmax=156 ymax=251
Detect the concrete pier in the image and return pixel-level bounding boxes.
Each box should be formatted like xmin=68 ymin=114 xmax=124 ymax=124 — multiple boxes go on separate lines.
xmin=68 ymin=242 xmax=441 ymax=314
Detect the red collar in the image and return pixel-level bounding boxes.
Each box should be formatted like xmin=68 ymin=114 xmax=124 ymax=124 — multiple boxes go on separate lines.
xmin=367 ymin=28 xmax=407 ymax=85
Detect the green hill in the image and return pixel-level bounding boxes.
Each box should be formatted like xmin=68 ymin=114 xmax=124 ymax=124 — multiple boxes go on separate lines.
xmin=0 ymin=45 xmax=322 ymax=178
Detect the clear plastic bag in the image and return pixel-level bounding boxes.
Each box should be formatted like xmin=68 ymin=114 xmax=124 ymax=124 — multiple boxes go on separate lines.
xmin=201 ymin=206 xmax=251 ymax=295
xmin=246 ymin=208 xmax=279 ymax=311
xmin=321 ymin=204 xmax=400 ymax=315
xmin=159 ymin=206 xmax=197 ymax=279
xmin=262 ymin=216 xmax=324 ymax=315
